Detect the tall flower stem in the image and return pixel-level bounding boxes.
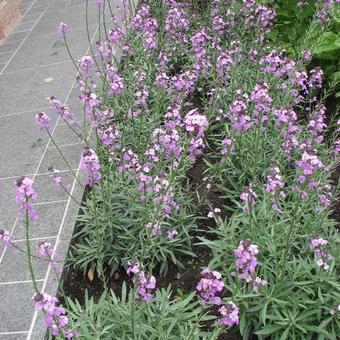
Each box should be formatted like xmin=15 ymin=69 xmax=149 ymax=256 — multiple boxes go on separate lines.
xmin=24 ymin=202 xmax=38 ymax=292
xmin=85 ymin=0 xmax=106 ymax=84
xmin=45 ymin=127 xmax=84 ymax=189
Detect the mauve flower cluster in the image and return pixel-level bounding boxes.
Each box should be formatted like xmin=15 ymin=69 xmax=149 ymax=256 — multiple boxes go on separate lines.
xmin=77 ymin=55 xmax=94 ymax=77
xmin=184 ymin=109 xmax=209 ymax=161
xmin=165 ymin=2 xmax=189 ymax=41
xmin=309 ymin=237 xmax=333 ymax=270
xmin=221 ymin=136 xmax=235 ymax=155
xmin=57 ymin=22 xmax=67 ymax=36
xmin=307 ymin=105 xmax=327 ymax=143
xmin=216 ymin=49 xmax=233 ymax=80
xmin=133 ymin=4 xmax=158 ymax=50
xmin=218 ymin=302 xmax=240 ymax=328
xmin=50 ymin=96 xmax=77 ymax=126
xmin=33 ymin=292 xmax=78 ymax=338
xmin=259 ymin=49 xmax=296 ymax=78
xmin=196 ymin=268 xmax=224 ymax=305
xmin=294 ymin=148 xmax=324 ymax=198
xmin=127 ymin=261 xmax=156 ymax=301
xmin=240 ymin=183 xmax=257 ymax=214
xmin=38 ymin=241 xmax=57 ymax=268
xmin=16 ymin=176 xmax=38 ymax=220
xmin=265 ymin=167 xmax=285 ymax=213
xmin=82 ymin=147 xmax=102 ymax=188
xmin=317 ymin=0 xmax=338 ymax=23
xmin=240 ymin=1 xmax=276 ymax=42
xmin=0 ymin=229 xmax=11 ymax=246
xmin=234 ymin=240 xmax=267 ymax=292
xmin=35 ymin=111 xmax=51 ymax=131
xmin=117 ymin=147 xmax=179 ymax=223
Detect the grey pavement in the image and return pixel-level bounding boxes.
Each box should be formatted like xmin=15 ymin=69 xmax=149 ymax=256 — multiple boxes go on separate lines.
xmin=0 ymin=0 xmax=125 ymax=338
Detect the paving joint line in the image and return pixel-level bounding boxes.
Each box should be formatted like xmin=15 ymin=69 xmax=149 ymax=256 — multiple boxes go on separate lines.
xmin=49 ymin=142 xmax=84 ymax=149
xmin=0 ymin=169 xmax=78 ymax=181
xmin=2 ymin=60 xmax=70 ymax=75
xmin=0 ymin=279 xmax=44 ymax=286
xmin=32 ymin=199 xmax=68 ymax=206
xmin=11 ymin=236 xmax=57 ymax=243
xmin=0 ymin=107 xmax=50 ymax=119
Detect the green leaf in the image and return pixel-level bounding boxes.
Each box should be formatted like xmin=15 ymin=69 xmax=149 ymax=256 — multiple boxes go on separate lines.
xmin=255 ymin=325 xmax=286 ymax=335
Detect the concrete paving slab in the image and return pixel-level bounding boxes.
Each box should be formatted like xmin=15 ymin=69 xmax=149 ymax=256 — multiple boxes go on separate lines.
xmin=0 ymin=282 xmax=42 ymax=333
xmin=0 ymin=61 xmax=76 ymax=114
xmin=3 ymin=27 xmax=96 ymax=73
xmin=52 ymin=124 xmax=83 ymax=146
xmin=13 ymin=201 xmax=68 ymax=239
xmin=30 ymin=3 xmax=98 ymax=37
xmin=38 ymin=143 xmax=84 ymax=174
xmin=0 ymin=334 xmax=28 ymax=340
xmin=0 ymin=51 xmax=13 ymax=64
xmin=33 ymin=171 xmax=77 ymax=204
xmin=0 ymin=111 xmax=56 ymax=178
xmin=0 ymin=239 xmax=56 ymax=282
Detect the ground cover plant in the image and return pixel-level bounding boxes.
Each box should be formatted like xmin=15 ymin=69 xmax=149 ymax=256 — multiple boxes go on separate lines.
xmin=1 ymin=0 xmax=339 ymax=339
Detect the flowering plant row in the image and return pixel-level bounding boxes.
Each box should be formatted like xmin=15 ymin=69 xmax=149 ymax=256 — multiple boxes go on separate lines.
xmin=1 ymin=0 xmax=339 ymax=339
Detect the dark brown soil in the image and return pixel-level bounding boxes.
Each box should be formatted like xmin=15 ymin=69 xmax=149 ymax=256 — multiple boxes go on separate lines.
xmin=61 ymin=265 xmax=132 ymax=305
xmin=157 ymin=245 xmax=213 ymax=294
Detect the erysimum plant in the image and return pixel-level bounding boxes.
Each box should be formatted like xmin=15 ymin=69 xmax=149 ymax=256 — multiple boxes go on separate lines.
xmin=1 ymin=0 xmax=339 ymax=339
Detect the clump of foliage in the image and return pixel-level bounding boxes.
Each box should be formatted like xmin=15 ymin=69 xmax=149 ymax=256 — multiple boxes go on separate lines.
xmin=268 ymin=0 xmax=340 ymax=94
xmin=3 ymin=0 xmax=339 ymax=339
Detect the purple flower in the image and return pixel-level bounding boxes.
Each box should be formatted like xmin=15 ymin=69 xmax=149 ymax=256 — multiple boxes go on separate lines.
xmin=33 ymin=292 xmax=78 ymax=338
xmin=35 ymin=112 xmax=51 ymax=131
xmin=77 ymin=55 xmax=94 ymax=76
xmin=98 ymin=124 xmax=120 ymax=147
xmin=50 ymin=97 xmax=77 ymax=125
xmin=127 ymin=262 xmax=156 ymax=301
xmin=307 ymin=105 xmax=327 ymax=143
xmin=127 ymin=260 xmax=140 ymax=275
xmin=234 ymin=240 xmax=267 ymax=291
xmin=234 ymin=240 xmax=258 ymax=281
xmin=82 ymin=147 xmax=102 ymax=187
xmin=57 ymin=22 xmax=67 ymax=36
xmin=216 ymin=50 xmax=233 ymax=79
xmin=221 ymin=137 xmax=235 ymax=155
xmin=308 ymin=67 xmax=323 ymax=89
xmin=0 ymin=229 xmax=11 ymax=246
xmin=265 ymin=167 xmax=285 ymax=212
xmin=218 ymin=302 xmax=240 ymax=327
xmin=240 ymin=183 xmax=257 ymax=213
xmin=108 ymin=72 xmax=124 ymax=96
xmin=15 ymin=177 xmax=38 ymax=220
xmin=254 ymin=5 xmax=276 ymax=32
xmin=309 ymin=237 xmax=333 ymax=270
xmin=146 ymin=221 xmax=162 ymax=238
xmin=48 ymin=167 xmax=64 ymax=188
xmin=295 ymin=149 xmax=323 ymax=176
xmin=166 ymin=229 xmax=178 ymax=240
xmin=196 ymin=268 xmax=224 ymax=305
xmin=39 ymin=241 xmax=55 ymax=259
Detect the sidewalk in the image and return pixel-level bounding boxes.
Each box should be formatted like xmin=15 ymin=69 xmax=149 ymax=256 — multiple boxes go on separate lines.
xmin=0 ymin=0 xmax=124 ymax=338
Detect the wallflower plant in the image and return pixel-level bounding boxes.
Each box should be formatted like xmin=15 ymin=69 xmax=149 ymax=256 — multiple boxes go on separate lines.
xmin=3 ymin=0 xmax=339 ymax=339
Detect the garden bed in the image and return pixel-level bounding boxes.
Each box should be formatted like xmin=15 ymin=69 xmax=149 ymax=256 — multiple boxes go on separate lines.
xmin=3 ymin=0 xmax=339 ymax=339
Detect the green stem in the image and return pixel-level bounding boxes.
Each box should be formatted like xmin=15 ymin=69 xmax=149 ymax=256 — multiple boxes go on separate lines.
xmin=24 ymin=202 xmax=38 ymax=292
xmin=45 ymin=128 xmax=84 ymax=189
xmin=9 ymin=242 xmax=64 ymax=263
